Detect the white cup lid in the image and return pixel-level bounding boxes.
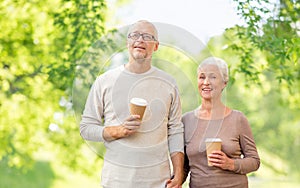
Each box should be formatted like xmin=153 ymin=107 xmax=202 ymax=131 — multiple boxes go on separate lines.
xmin=130 ymin=98 xmax=147 ymax=106
xmin=205 ymin=138 xmax=222 ymax=143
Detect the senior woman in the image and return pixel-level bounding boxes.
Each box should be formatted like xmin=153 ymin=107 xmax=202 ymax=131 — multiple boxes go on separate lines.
xmin=182 ymin=57 xmax=260 ymax=188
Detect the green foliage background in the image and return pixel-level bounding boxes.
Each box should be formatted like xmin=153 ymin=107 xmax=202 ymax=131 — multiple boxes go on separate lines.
xmin=0 ymin=0 xmax=299 ymax=187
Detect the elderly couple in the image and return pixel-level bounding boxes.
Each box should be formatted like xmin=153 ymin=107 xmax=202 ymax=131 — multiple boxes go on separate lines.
xmin=80 ymin=20 xmax=260 ymax=188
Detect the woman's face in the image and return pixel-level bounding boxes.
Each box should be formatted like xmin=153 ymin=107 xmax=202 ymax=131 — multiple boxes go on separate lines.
xmin=197 ymin=64 xmax=227 ymax=100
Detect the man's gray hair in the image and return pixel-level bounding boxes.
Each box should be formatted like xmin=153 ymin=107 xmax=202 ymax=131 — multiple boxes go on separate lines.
xmin=127 ymin=20 xmax=158 ymax=41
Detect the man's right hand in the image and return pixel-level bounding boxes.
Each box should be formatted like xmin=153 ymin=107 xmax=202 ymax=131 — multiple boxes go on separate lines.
xmin=102 ymin=115 xmax=141 ymax=141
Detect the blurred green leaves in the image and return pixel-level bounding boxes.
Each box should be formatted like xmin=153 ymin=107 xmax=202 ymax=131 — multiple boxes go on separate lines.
xmin=0 ymin=0 xmax=107 ymax=173
xmin=232 ymin=0 xmax=300 ymax=87
xmin=49 ymin=0 xmax=107 ymax=91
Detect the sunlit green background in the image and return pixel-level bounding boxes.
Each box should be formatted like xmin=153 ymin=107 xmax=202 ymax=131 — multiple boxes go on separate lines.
xmin=0 ymin=0 xmax=299 ymax=187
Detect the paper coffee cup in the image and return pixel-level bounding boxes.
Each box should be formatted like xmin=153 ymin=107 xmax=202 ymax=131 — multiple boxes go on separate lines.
xmin=129 ymin=98 xmax=147 ymax=121
xmin=205 ymin=138 xmax=222 ymax=166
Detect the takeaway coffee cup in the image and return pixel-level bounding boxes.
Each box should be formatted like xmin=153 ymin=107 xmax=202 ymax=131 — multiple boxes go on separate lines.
xmin=129 ymin=98 xmax=147 ymax=121
xmin=205 ymin=138 xmax=222 ymax=166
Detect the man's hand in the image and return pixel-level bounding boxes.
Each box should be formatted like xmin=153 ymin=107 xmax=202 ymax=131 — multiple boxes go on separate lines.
xmin=165 ymin=152 xmax=184 ymax=188
xmin=102 ymin=115 xmax=141 ymax=141
xmin=165 ymin=177 xmax=182 ymax=188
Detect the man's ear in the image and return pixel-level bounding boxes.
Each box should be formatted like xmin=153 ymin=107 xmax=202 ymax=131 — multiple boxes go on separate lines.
xmin=153 ymin=41 xmax=159 ymax=51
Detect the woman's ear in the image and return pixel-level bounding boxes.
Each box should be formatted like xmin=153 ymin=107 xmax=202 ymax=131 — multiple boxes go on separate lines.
xmin=222 ymin=81 xmax=228 ymax=91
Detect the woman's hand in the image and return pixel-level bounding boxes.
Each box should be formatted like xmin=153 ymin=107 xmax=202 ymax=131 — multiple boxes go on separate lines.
xmin=208 ymin=150 xmax=235 ymax=171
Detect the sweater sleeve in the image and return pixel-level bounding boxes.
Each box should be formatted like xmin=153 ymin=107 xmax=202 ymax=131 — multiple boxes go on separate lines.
xmin=167 ymin=85 xmax=184 ymax=154
xmin=233 ymin=113 xmax=260 ymax=174
xmin=79 ymin=77 xmax=105 ymax=142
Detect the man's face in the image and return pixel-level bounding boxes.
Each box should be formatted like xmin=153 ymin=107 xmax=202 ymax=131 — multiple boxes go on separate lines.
xmin=127 ymin=22 xmax=159 ymax=61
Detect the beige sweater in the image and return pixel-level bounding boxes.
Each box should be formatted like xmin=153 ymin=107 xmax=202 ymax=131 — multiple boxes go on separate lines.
xmin=182 ymin=109 xmax=260 ymax=188
xmin=80 ymin=65 xmax=184 ymax=188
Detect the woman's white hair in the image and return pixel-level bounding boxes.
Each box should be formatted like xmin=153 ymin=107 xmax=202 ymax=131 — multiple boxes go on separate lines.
xmin=198 ymin=57 xmax=229 ymax=82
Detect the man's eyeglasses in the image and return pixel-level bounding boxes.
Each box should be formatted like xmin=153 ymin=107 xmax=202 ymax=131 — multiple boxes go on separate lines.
xmin=128 ymin=32 xmax=157 ymax=41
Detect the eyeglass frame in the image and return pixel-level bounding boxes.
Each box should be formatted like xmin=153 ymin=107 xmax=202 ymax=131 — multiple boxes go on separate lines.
xmin=127 ymin=32 xmax=157 ymax=41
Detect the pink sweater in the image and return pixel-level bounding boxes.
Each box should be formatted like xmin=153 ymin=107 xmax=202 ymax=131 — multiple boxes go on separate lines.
xmin=182 ymin=109 xmax=260 ymax=188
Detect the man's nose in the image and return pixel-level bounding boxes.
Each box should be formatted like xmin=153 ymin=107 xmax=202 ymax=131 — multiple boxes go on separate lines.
xmin=136 ymin=34 xmax=144 ymax=41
